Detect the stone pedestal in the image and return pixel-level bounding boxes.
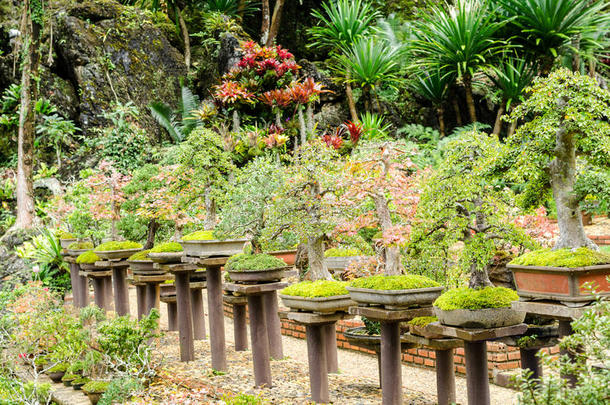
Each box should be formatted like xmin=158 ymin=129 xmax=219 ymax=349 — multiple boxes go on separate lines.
xmin=223 ymin=294 xmax=248 ymax=351
xmin=190 ymin=281 xmax=207 ymax=340
xmin=80 ymin=269 xmax=112 ymax=311
xmin=65 ymin=256 xmax=89 ymax=308
xmin=427 ymin=322 xmax=528 ymax=405
xmin=95 ymin=259 xmax=130 ymax=316
xmin=130 ymin=273 xmax=174 ymax=319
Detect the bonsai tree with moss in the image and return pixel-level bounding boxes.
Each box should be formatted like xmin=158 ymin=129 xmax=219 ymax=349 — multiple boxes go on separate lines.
xmin=265 ymin=141 xmax=343 ymax=280
xmin=216 ymin=157 xmax=285 ymax=253
xmin=225 ymin=253 xmax=286 ymax=271
xmin=281 ymin=280 xmax=349 ymax=298
xmin=505 ymin=69 xmax=610 ymax=250
xmin=412 ymin=131 xmax=541 ymax=288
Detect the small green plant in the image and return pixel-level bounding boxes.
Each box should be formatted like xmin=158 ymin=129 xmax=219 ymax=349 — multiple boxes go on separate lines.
xmin=221 ymin=392 xmax=266 ymax=405
xmin=98 ymin=377 xmax=143 ymax=405
xmin=433 ymin=287 xmax=519 ymax=311
xmin=47 ymin=363 xmax=69 ymax=373
xmin=181 ymin=230 xmax=215 ymax=241
xmin=94 ymin=241 xmax=142 ymax=251
xmin=225 ymin=253 xmax=285 ymax=271
xmin=149 ymin=242 xmax=183 ymax=253
xmin=324 ymin=247 xmax=362 ymax=257
xmin=61 ymin=373 xmax=77 ymax=383
xmin=128 ymin=250 xmax=151 ymax=261
xmin=408 ymin=316 xmax=438 ymax=327
xmin=281 ymin=280 xmax=349 ymax=298
xmin=516 ymin=335 xmax=538 ymax=349
xmin=350 ymin=274 xmax=440 ymax=290
xmin=82 ymin=380 xmax=110 ymax=393
xmin=67 ymin=241 xmax=93 ymax=250
xmin=72 ymin=376 xmax=90 ymax=385
xmin=362 ymin=316 xmax=380 ymax=335
xmin=210 ymin=369 xmax=227 ymax=376
xmin=510 ymin=248 xmax=610 ymax=267
xmin=76 ymin=251 xmax=100 ymax=264
xmin=57 ymin=231 xmax=75 ymax=239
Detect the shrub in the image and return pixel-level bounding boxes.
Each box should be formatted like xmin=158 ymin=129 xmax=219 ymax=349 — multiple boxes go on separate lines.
xmin=72 ymin=376 xmax=90 ymax=385
xmin=408 ymin=316 xmax=438 ymax=327
xmin=82 ymin=380 xmax=110 ymax=393
xmin=128 ymin=250 xmax=151 ymax=261
xmin=324 ymin=247 xmax=362 ymax=257
xmin=76 ymin=251 xmax=100 ymax=264
xmin=350 ymin=274 xmax=440 ymax=290
xmin=67 ymin=241 xmax=93 ymax=250
xmin=281 ymin=280 xmax=348 ymax=297
xmin=362 ymin=316 xmax=380 ymax=335
xmin=149 ymin=242 xmax=183 ymax=253
xmin=433 ymin=287 xmax=519 ymax=311
xmin=98 ymin=377 xmax=143 ymax=405
xmin=181 ymin=230 xmax=215 ymax=241
xmin=510 ymin=247 xmax=610 ymax=267
xmin=221 ymin=392 xmax=266 ymax=405
xmin=94 ymin=241 xmax=142 ymax=251
xmin=225 ymin=253 xmax=285 ymax=271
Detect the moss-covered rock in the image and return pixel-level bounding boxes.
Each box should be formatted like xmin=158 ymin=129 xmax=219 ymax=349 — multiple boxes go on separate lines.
xmin=76 ymin=250 xmax=100 ymax=264
xmin=281 ymin=280 xmax=348 ymax=298
xmin=225 ymin=253 xmax=286 ymax=271
xmin=149 ymin=242 xmax=183 ymax=253
xmin=509 ymin=248 xmax=610 ymax=267
xmin=349 ymin=274 xmax=440 ymax=290
xmin=182 ymin=230 xmax=215 ymax=241
xmin=94 ymin=241 xmax=142 ymax=251
xmin=433 ymin=287 xmax=519 ymax=311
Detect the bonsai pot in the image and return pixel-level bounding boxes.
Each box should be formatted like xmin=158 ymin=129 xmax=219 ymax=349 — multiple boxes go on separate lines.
xmin=180 ymin=238 xmax=248 ymax=258
xmin=408 ymin=324 xmax=444 ymax=339
xmin=79 ymin=263 xmax=99 ymax=271
xmin=72 ymin=380 xmax=87 ymax=390
xmin=279 ymin=294 xmax=355 ymax=314
xmin=160 ymin=283 xmax=176 ymax=297
xmin=268 ymin=250 xmax=298 ymax=266
xmin=346 ymin=286 xmax=444 ymax=309
xmin=434 ymin=306 xmax=526 ymax=329
xmin=86 ymin=392 xmax=103 ymax=405
xmin=61 ymin=375 xmax=76 ymax=387
xmin=60 ymin=238 xmax=77 ymax=249
xmin=343 ymin=327 xmax=416 ymax=352
xmin=507 ymin=263 xmax=610 ymax=306
xmin=95 ymin=248 xmax=142 ymax=260
xmin=325 ymin=256 xmax=366 ymax=273
xmin=227 ymin=266 xmax=288 ymax=283
xmin=67 ymin=248 xmax=90 ymax=257
xmin=148 ymin=252 xmax=183 ymax=264
xmin=128 ymin=260 xmax=164 ymax=274
xmin=47 ymin=370 xmax=65 ymax=383
xmin=191 ymin=269 xmax=207 ymax=282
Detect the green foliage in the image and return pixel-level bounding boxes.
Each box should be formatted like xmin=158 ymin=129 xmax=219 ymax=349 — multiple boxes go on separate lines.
xmin=487 ymin=56 xmax=536 ymax=110
xmin=225 ymin=253 xmax=286 ymax=271
xmin=76 ymin=251 xmax=100 ymax=264
xmin=57 ymin=230 xmax=75 ymax=239
xmin=408 ymin=316 xmax=438 ymax=327
xmin=182 ymin=230 xmax=215 ymax=241
xmin=47 ymin=363 xmax=69 ymax=373
xmin=149 ymin=242 xmax=183 ymax=253
xmin=281 ymin=280 xmax=349 ymax=297
xmin=324 ymin=247 xmax=362 ymax=257
xmin=358 ymin=112 xmax=391 ymax=140
xmin=510 ymin=248 xmax=610 ymax=267
xmin=350 ymin=274 xmax=440 ymax=290
xmin=94 ymin=241 xmax=142 ymax=251
xmin=574 ymin=170 xmax=610 ymax=215
xmin=82 ymin=380 xmax=110 ymax=393
xmin=409 ymin=66 xmax=452 ymax=106
xmin=128 ymin=249 xmax=151 ymax=261
xmin=67 ymin=241 xmax=94 ymax=250
xmin=149 ymin=86 xmax=202 ymax=143
xmin=221 ymin=392 xmax=266 ymax=405
xmin=61 ymin=373 xmax=77 ymax=382
xmin=36 ymin=112 xmax=80 ymax=166
xmin=362 ymin=316 xmax=380 ymax=335
xmin=433 ymin=286 xmax=519 ymax=310
xmin=72 ymin=376 xmax=90 ymax=385
xmin=98 ymin=377 xmax=143 ymax=405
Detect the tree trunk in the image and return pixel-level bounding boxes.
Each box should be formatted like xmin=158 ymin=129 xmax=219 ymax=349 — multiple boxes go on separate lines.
xmin=176 ymin=8 xmax=190 ymax=69
xmin=437 ymin=105 xmax=445 ymax=137
xmin=307 ymin=236 xmax=332 ymax=280
xmin=492 ymin=101 xmax=506 ymax=136
xmin=345 ymin=83 xmax=358 ymax=122
xmin=571 ymin=35 xmax=580 ymax=73
xmin=373 ymin=194 xmax=401 ymax=275
xmin=588 ymin=59 xmax=596 ymax=78
xmin=463 ymin=74 xmax=477 ymax=123
xmin=266 ymin=0 xmax=286 ymax=47
xmin=549 ymin=122 xmax=597 ymax=250
xmin=14 ymin=1 xmax=40 ymax=230
xmin=451 ymin=86 xmax=463 ymax=127
xmin=204 ymin=187 xmax=217 ymax=230
xmin=260 ymin=0 xmax=270 ymax=45
xmin=144 ymin=219 xmax=159 ymax=249
xmin=275 ymin=110 xmax=281 ymax=127
xmin=306 ymin=103 xmax=314 ymax=134
xmin=468 ymin=263 xmax=493 ymax=288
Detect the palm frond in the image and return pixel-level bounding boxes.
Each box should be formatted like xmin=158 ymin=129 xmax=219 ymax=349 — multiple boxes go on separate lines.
xmin=149 ymin=102 xmax=183 ymax=143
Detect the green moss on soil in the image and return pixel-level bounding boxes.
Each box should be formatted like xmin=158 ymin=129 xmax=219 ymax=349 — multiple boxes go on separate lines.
xmin=510 ymin=248 xmax=610 ymax=267
xmin=72 ymin=376 xmax=90 ymax=385
xmin=61 ymin=373 xmax=77 ymax=382
xmin=225 ymin=253 xmax=286 ymax=271
xmin=82 ymin=380 xmax=110 ymax=393
xmin=281 ymin=280 xmax=349 ymax=298
xmin=67 ymin=241 xmax=94 ymax=250
xmin=349 ymin=274 xmax=440 ymax=290
xmin=57 ymin=231 xmax=75 ymax=239
xmin=433 ymin=287 xmax=519 ymax=311
xmin=324 ymin=247 xmax=362 ymax=257
xmin=48 ymin=363 xmax=69 ymax=373
xmin=128 ymin=249 xmax=151 ymax=261
xmin=408 ymin=316 xmax=438 ymax=327
xmin=94 ymin=241 xmax=142 ymax=251
xmin=76 ymin=250 xmax=100 ymax=264
xmin=182 ymin=230 xmax=215 ymax=241
xmin=150 ymin=242 xmax=183 ymax=253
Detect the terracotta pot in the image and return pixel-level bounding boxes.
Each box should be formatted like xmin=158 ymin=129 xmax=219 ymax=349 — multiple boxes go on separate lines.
xmin=507 ymin=263 xmax=610 ymax=306
xmin=346 ymin=286 xmax=444 ymax=309
xmin=267 ymin=250 xmax=297 ymax=266
xmin=434 ymin=306 xmax=525 ymax=329
xmin=279 ymin=294 xmax=355 ymax=314
xmin=179 ymin=238 xmax=248 ymax=258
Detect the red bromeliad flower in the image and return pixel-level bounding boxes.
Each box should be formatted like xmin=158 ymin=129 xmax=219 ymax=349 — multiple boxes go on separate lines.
xmin=344 ymin=121 xmax=363 ymax=144
xmin=276 ymin=46 xmax=294 ymax=60
xmin=322 ymin=132 xmax=344 ymax=150
xmin=259 ymin=89 xmax=292 ymax=108
xmin=214 ymin=81 xmax=254 ymax=105
xmin=289 ymin=77 xmax=326 ymax=104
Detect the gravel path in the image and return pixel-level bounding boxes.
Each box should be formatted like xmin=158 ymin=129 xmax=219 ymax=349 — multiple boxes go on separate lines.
xmin=126 ymin=287 xmax=520 ymax=404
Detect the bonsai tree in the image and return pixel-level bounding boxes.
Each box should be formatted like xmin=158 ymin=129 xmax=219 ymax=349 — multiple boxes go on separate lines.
xmin=265 ymin=141 xmax=342 ymax=280
xmin=216 ymin=157 xmax=285 ymax=253
xmin=506 ymin=69 xmax=610 ymax=250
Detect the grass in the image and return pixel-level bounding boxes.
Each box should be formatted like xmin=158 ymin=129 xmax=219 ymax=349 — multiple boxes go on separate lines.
xmin=349 ymin=274 xmax=440 ymax=290
xmin=324 ymin=247 xmax=362 ymax=257
xmin=433 ymin=286 xmax=519 ymax=311
xmin=281 ymin=280 xmax=349 ymax=297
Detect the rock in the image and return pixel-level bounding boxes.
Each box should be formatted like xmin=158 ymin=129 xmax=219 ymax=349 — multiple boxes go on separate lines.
xmin=34 ymin=177 xmax=63 ymax=195
xmin=0 ymin=228 xmax=35 ymax=288
xmin=217 ymin=32 xmax=242 ymax=75
xmin=298 ymin=59 xmax=342 ymax=101
xmin=314 ymin=103 xmax=348 ymax=132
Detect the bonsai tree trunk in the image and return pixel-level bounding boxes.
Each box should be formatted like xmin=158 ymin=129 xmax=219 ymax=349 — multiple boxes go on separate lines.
xmin=374 ymin=194 xmax=401 ymax=275
xmin=549 ymin=122 xmax=597 ymax=250
xmin=144 ymin=219 xmax=159 ymax=249
xmin=307 ymin=236 xmax=332 ymax=280
xmin=469 ymin=262 xmax=493 ymax=288
xmin=462 ymin=73 xmax=477 ymax=123
xmin=266 ymin=0 xmax=286 ymax=46
xmin=492 ymin=101 xmax=506 ymax=135
xmin=204 ymin=187 xmax=217 ymax=230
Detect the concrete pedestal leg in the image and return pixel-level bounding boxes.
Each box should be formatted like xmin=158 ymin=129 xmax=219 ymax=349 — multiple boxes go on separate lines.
xmin=520 ymin=348 xmax=542 ymax=381
xmin=69 ymin=262 xmax=81 ymax=307
xmin=103 ymin=276 xmax=113 ymax=310
xmin=435 ymin=349 xmax=456 ymax=405
xmin=92 ymin=277 xmax=107 ymax=311
xmin=207 ymin=266 xmax=226 ymax=371
xmin=112 ymin=268 xmax=130 ymax=316
xmin=263 ymin=291 xmax=283 ymax=360
xmin=145 ymin=283 xmax=160 ymax=315
xmin=558 ymin=319 xmax=580 ymax=386
xmin=136 ymin=285 xmax=146 ymax=320
xmin=247 ymin=294 xmax=272 ymax=388
xmin=167 ymin=301 xmax=178 ymax=331
xmin=175 ymin=272 xmax=194 ymax=362
xmin=376 ymin=351 xmax=382 ymax=388
xmin=306 ymin=324 xmax=329 ymax=403
xmin=233 ymin=304 xmax=248 ymax=351
xmin=464 ymin=340 xmax=490 ymax=405
xmin=323 ymin=323 xmax=338 ymax=373
xmin=380 ymin=321 xmax=402 ymax=405
xmin=78 ymin=273 xmax=89 ymax=307
xmin=191 ymin=288 xmax=206 ymax=340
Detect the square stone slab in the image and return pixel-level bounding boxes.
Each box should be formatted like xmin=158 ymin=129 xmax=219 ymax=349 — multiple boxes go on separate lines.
xmin=426 ymin=322 xmax=528 ymax=342
xmin=224 ymin=281 xmax=288 ymax=295
xmin=511 ymin=300 xmax=589 ymax=320
xmin=348 ymin=306 xmax=434 ymax=322
xmin=287 ymin=311 xmax=353 ymax=325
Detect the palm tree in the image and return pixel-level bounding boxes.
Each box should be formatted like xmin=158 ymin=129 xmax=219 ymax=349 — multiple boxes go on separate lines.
xmin=410 ymin=67 xmax=453 ymax=137
xmin=494 ymin=0 xmax=610 ymax=75
xmin=487 ymin=56 xmax=536 ymax=135
xmin=411 ymin=0 xmax=505 ymax=123
xmin=149 ymin=86 xmax=201 ymax=143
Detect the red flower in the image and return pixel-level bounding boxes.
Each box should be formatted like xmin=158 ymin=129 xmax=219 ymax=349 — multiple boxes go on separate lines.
xmin=344 ymin=121 xmax=363 ymax=144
